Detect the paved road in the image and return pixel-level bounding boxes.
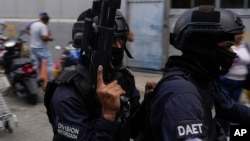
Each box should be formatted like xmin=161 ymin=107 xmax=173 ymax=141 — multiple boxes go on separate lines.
xmin=0 ymin=20 xmax=74 ymax=141
xmin=0 ymin=89 xmax=53 ymax=141
xmin=0 ymin=20 xmax=73 ymax=141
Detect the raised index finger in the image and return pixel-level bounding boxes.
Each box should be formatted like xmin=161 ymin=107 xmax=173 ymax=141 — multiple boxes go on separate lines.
xmin=97 ymin=65 xmax=104 ymax=88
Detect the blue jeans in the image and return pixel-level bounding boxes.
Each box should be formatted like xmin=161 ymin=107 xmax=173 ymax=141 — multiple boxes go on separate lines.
xmin=217 ymin=76 xmax=244 ymax=136
xmin=219 ymin=76 xmax=244 ymax=102
xmin=31 ymin=48 xmax=53 ymax=81
xmin=0 ymin=58 xmax=3 ymax=66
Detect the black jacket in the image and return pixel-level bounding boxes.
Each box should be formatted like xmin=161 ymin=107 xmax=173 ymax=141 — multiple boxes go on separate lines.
xmin=150 ymin=56 xmax=250 ymax=141
xmin=51 ymin=64 xmax=143 ymax=141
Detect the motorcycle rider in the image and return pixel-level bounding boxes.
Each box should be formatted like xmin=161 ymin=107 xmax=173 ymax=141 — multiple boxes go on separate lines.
xmin=146 ymin=5 xmax=250 ymax=141
xmin=49 ymin=9 xmax=150 ymax=141
xmin=53 ymin=42 xmax=80 ymax=78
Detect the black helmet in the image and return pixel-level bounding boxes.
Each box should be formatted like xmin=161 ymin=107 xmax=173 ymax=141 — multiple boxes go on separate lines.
xmin=170 ymin=6 xmax=245 ymax=50
xmin=72 ymin=9 xmax=129 ymax=48
xmin=72 ymin=9 xmax=132 ymax=59
xmin=114 ymin=11 xmax=129 ymax=37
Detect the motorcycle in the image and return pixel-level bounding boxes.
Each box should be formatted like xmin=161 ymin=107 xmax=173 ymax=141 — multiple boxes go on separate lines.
xmin=53 ymin=41 xmax=80 ymax=78
xmin=1 ymin=30 xmax=43 ymax=105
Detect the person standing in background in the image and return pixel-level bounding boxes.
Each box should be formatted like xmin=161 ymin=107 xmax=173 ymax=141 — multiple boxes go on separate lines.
xmin=25 ymin=11 xmax=48 ymax=35
xmin=219 ymin=32 xmax=250 ymax=103
xmin=217 ymin=31 xmax=250 ymax=136
xmin=29 ymin=14 xmax=54 ymax=81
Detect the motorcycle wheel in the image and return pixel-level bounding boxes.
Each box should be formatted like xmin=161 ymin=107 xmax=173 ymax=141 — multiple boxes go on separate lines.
xmin=4 ymin=121 xmax=13 ymax=133
xmin=28 ymin=94 xmax=38 ymax=105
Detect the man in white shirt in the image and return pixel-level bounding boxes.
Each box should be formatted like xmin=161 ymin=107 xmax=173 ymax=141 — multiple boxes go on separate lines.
xmin=25 ymin=11 xmax=48 ymax=35
xmin=30 ymin=14 xmax=54 ymax=80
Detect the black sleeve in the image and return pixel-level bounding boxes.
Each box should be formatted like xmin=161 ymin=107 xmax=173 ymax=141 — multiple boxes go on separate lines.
xmin=51 ymin=85 xmax=117 ymax=141
xmin=214 ymin=84 xmax=250 ymax=124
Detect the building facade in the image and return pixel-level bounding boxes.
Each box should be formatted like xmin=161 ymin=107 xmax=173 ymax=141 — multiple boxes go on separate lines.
xmin=0 ymin=0 xmax=249 ymax=70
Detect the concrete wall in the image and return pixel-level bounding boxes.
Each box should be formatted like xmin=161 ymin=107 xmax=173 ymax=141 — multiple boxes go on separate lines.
xmin=0 ymin=0 xmax=100 ymax=19
xmin=0 ymin=0 xmax=129 ymax=19
xmin=1 ymin=0 xmax=250 ymax=71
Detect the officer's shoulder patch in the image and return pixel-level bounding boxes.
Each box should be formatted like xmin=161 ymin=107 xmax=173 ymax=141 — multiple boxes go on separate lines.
xmin=57 ymin=122 xmax=80 ymax=140
xmin=176 ymin=120 xmax=206 ymax=139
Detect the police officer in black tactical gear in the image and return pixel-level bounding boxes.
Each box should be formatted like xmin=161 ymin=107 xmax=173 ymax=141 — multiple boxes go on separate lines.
xmin=146 ymin=5 xmax=250 ymax=141
xmin=48 ymin=9 xmax=151 ymax=141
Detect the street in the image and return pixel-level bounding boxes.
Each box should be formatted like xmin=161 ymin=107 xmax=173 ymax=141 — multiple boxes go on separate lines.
xmin=0 ymin=88 xmax=53 ymax=141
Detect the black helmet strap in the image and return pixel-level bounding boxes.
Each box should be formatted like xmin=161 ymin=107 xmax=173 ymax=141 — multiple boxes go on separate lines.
xmin=125 ymin=46 xmax=133 ymax=58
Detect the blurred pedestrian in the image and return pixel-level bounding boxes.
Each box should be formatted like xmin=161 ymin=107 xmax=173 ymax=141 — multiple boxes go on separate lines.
xmin=217 ymin=31 xmax=250 ymax=136
xmin=24 ymin=11 xmax=49 ymax=35
xmin=219 ymin=32 xmax=250 ymax=103
xmin=29 ymin=14 xmax=54 ymax=80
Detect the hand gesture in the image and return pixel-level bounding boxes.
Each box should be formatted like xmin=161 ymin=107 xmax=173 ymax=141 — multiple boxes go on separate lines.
xmin=96 ymin=65 xmax=125 ymax=121
xmin=144 ymin=81 xmax=157 ymax=97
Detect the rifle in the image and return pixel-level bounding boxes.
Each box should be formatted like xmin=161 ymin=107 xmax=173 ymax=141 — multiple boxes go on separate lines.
xmin=90 ymin=0 xmax=131 ymax=127
xmin=73 ymin=0 xmax=121 ymax=84
xmin=73 ymin=0 xmax=131 ymax=139
xmin=90 ymin=0 xmax=121 ymax=86
xmin=73 ymin=0 xmax=123 ymax=83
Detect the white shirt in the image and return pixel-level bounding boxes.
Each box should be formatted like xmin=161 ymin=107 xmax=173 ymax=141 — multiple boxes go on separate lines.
xmin=30 ymin=21 xmax=49 ymax=48
xmin=224 ymin=43 xmax=250 ymax=80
